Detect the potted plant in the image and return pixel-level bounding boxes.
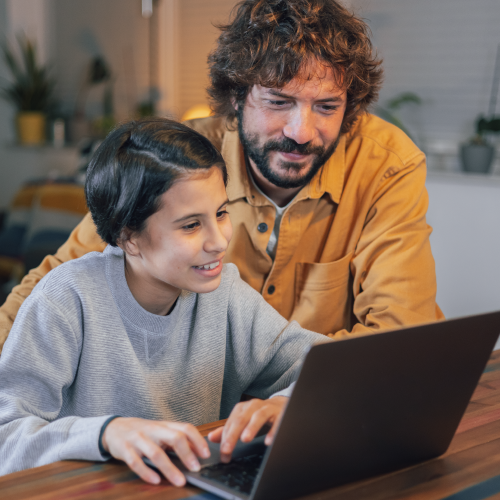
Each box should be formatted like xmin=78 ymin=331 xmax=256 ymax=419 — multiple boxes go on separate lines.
xmin=460 ymin=116 xmax=500 ymax=173
xmin=1 ymin=36 xmax=55 ymax=145
xmin=377 ymin=92 xmax=423 ymax=142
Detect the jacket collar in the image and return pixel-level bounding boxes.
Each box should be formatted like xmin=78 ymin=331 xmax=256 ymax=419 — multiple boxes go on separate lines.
xmin=222 ymin=127 xmax=345 ymax=206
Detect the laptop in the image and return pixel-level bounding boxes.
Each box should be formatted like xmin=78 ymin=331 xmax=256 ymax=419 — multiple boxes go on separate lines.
xmin=150 ymin=311 xmax=500 ymax=500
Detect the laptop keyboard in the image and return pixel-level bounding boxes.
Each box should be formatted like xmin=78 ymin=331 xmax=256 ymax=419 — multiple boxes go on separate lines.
xmin=199 ymin=453 xmax=265 ymax=494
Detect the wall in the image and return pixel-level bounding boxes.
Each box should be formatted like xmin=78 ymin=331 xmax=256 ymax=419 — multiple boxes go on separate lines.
xmin=351 ymin=0 xmax=500 ymax=156
xmin=0 ymin=0 xmax=57 ymax=209
xmin=0 ymin=0 xmax=54 ymax=147
xmin=6 ymin=0 xmax=54 ymax=64
xmin=176 ymin=0 xmax=238 ymax=118
xmin=0 ymin=0 xmax=13 ymax=147
xmin=160 ymin=0 xmax=500 ymax=147
xmin=0 ymin=0 xmax=153 ymax=209
xmin=426 ymin=174 xmax=500 ymax=320
xmin=3 ymin=1 xmax=499 ymax=146
xmin=52 ymin=0 xmax=150 ymax=121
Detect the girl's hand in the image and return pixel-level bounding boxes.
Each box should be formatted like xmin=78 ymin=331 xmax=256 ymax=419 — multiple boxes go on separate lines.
xmin=207 ymin=396 xmax=288 ymax=463
xmin=101 ymin=417 xmax=210 ymax=486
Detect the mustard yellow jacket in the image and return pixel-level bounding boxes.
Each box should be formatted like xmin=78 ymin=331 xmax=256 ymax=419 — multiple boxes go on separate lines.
xmin=0 ymin=113 xmax=443 ymax=351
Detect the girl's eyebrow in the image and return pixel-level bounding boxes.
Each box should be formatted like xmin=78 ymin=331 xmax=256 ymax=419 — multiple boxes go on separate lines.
xmin=173 ymin=199 xmax=229 ymax=224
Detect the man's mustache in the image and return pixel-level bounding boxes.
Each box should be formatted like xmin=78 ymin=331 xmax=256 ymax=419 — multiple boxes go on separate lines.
xmin=262 ymin=137 xmax=325 ymax=157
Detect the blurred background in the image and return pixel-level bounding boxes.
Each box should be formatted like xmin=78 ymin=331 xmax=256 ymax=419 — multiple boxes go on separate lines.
xmin=0 ymin=0 xmax=498 ymax=325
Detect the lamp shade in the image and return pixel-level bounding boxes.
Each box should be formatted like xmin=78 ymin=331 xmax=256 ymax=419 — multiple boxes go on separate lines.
xmin=181 ymin=104 xmax=212 ymax=122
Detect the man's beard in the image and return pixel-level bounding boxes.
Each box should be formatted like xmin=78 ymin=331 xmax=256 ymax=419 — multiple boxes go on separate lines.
xmin=237 ymin=106 xmax=340 ymax=189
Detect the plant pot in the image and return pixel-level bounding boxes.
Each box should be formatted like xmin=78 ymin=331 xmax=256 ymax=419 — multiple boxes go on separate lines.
xmin=16 ymin=112 xmax=46 ymax=145
xmin=460 ymin=143 xmax=495 ymax=174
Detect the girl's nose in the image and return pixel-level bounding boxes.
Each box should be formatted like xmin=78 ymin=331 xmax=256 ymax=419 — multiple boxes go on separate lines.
xmin=204 ymin=225 xmax=229 ymax=254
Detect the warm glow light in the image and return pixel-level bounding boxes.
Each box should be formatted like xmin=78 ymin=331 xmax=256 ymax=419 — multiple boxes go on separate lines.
xmin=181 ymin=104 xmax=212 ymax=122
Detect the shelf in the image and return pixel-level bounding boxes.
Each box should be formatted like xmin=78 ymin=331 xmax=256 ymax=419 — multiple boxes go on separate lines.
xmin=427 ymin=170 xmax=500 ymax=187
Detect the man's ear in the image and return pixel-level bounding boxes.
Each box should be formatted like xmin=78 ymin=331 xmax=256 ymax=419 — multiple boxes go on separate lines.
xmin=231 ymin=97 xmax=238 ymax=111
xmin=117 ymin=228 xmax=140 ymax=257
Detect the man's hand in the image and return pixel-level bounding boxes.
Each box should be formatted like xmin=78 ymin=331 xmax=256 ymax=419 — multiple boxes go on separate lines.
xmin=102 ymin=417 xmax=210 ymax=486
xmin=208 ymin=396 xmax=288 ymax=463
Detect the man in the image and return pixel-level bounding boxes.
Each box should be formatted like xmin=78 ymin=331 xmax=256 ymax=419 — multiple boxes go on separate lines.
xmin=0 ymin=0 xmax=443 ymax=352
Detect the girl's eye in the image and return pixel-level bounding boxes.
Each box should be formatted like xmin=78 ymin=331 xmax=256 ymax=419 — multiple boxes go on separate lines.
xmin=217 ymin=210 xmax=229 ymax=219
xmin=182 ymin=221 xmax=200 ymax=230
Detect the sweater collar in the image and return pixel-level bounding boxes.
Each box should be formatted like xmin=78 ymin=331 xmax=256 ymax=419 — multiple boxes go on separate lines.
xmin=104 ymin=245 xmax=191 ymax=334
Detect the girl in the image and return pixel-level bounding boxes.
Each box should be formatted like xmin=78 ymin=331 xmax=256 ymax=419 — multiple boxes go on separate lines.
xmin=0 ymin=118 xmax=328 ymax=486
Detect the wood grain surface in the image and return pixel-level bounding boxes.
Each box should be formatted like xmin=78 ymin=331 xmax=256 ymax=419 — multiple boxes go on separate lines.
xmin=2 ymin=354 xmax=500 ymax=500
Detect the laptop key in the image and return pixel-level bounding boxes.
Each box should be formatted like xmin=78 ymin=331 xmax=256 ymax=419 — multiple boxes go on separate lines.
xmin=200 ymin=453 xmax=264 ymax=494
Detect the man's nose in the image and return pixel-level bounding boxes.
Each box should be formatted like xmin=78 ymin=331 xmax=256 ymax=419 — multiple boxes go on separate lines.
xmin=282 ymin=107 xmax=316 ymax=145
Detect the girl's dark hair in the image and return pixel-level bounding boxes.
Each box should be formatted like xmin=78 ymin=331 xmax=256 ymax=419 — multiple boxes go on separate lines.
xmin=85 ymin=117 xmax=227 ymax=246
xmin=208 ymin=0 xmax=383 ymax=134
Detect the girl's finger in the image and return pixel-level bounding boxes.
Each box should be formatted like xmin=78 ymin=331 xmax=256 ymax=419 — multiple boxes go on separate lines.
xmin=264 ymin=417 xmax=281 ymax=446
xmin=168 ymin=422 xmax=210 ymax=459
xmin=220 ymin=402 xmax=256 ymax=461
xmin=161 ymin=428 xmax=202 ymax=473
xmin=207 ymin=426 xmax=224 ymax=443
xmin=241 ymin=405 xmax=275 ymax=442
xmin=136 ymin=438 xmax=186 ymax=487
xmin=120 ymin=443 xmax=163 ymax=485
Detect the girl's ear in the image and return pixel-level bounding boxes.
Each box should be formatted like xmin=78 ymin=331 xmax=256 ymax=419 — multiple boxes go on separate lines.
xmin=117 ymin=228 xmax=141 ymax=257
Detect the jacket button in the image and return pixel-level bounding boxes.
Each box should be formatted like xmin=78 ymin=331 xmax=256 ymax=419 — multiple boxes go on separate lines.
xmin=258 ymin=223 xmax=268 ymax=233
xmin=267 ymin=285 xmax=275 ymax=295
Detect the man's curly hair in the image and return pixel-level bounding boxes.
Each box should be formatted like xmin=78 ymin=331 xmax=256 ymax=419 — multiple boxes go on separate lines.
xmin=207 ymin=0 xmax=383 ymax=134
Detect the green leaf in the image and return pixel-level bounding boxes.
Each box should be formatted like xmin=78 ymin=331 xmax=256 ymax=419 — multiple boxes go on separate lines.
xmin=0 ymin=34 xmax=55 ymax=112
xmin=377 ymin=107 xmax=414 ymax=140
xmin=387 ymin=92 xmax=422 ymax=111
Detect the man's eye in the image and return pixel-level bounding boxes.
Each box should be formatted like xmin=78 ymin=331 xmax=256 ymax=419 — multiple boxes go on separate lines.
xmin=268 ymin=100 xmax=289 ymax=107
xmin=319 ymin=105 xmax=338 ymax=113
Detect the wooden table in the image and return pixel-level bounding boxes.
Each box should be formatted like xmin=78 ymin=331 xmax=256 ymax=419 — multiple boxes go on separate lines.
xmin=3 ymin=351 xmax=500 ymax=500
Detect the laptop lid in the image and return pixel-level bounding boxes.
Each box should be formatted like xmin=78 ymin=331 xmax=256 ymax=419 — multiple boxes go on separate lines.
xmin=250 ymin=311 xmax=500 ymax=500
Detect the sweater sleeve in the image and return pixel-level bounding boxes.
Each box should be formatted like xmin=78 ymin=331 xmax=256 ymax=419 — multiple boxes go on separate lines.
xmin=225 ymin=269 xmax=331 ymax=401
xmin=0 ymin=288 xmax=111 ymax=476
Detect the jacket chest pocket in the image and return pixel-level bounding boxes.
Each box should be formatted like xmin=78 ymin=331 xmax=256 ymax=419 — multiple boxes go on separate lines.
xmin=292 ymin=251 xmax=354 ymax=335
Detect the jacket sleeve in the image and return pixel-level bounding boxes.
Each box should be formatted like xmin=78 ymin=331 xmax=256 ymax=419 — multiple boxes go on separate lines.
xmin=0 ymin=289 xmax=111 ymax=475
xmin=344 ymin=152 xmax=444 ymax=339
xmin=224 ymin=270 xmax=331 ymax=401
xmin=0 ymin=213 xmax=106 ymax=353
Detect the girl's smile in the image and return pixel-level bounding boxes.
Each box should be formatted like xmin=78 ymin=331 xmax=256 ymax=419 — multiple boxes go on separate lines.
xmin=193 ymin=260 xmax=223 ymax=276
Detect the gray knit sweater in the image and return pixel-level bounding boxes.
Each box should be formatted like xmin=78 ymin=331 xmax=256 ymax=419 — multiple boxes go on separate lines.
xmin=0 ymin=245 xmax=328 ymax=475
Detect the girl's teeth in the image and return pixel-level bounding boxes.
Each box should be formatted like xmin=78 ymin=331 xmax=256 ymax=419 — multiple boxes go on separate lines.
xmin=197 ymin=261 xmax=219 ymax=270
